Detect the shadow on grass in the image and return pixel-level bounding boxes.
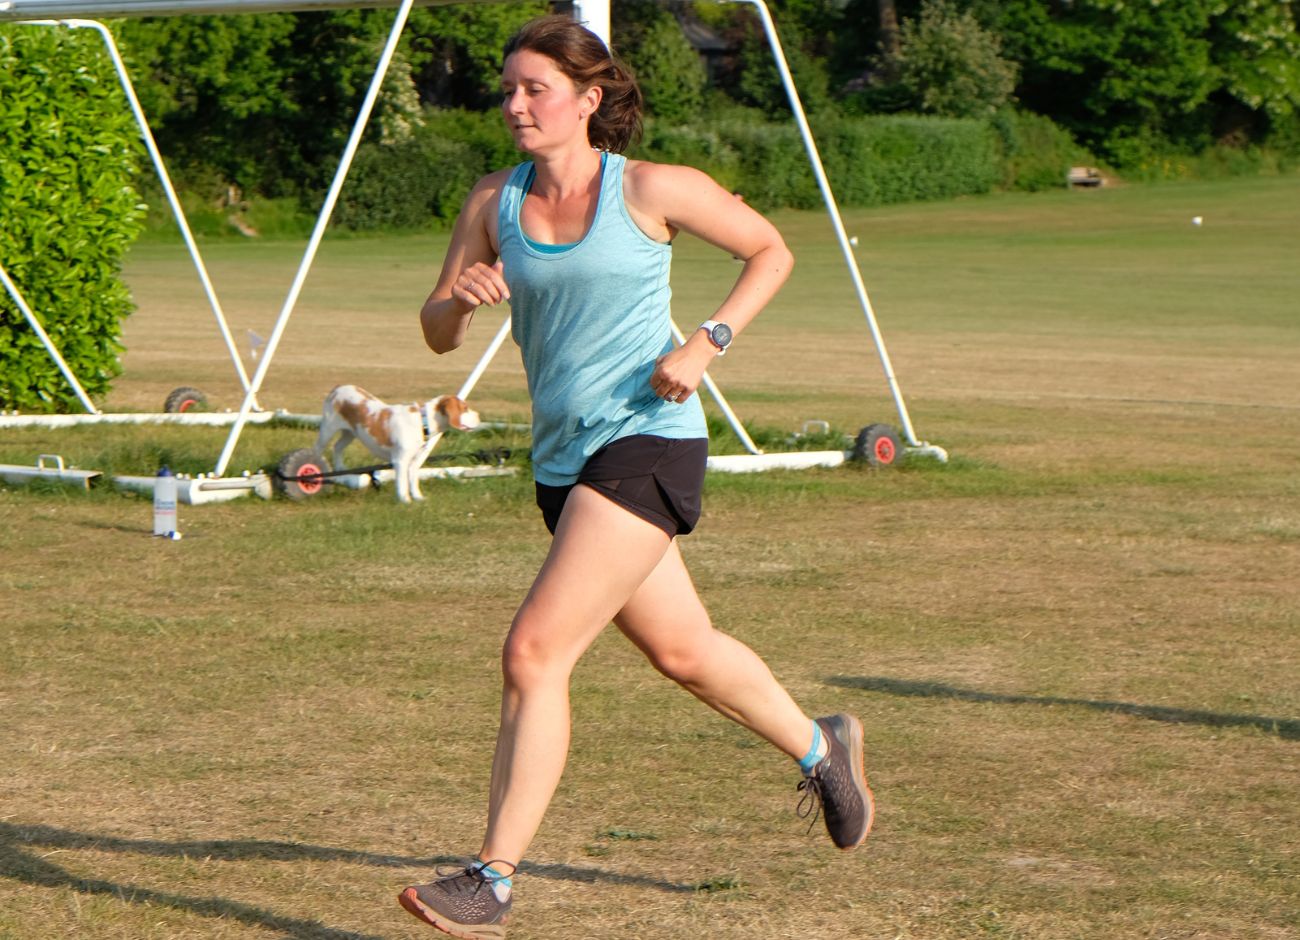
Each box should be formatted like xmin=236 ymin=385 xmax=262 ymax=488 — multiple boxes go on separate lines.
xmin=830 ymin=675 xmax=1300 ymax=741
xmin=0 ymin=821 xmax=695 ymax=934
xmin=0 ymin=824 xmax=384 ymax=940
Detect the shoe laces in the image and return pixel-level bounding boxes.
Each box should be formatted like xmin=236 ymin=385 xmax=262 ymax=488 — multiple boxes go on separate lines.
xmin=796 ymin=774 xmax=824 ymax=833
xmin=433 ymin=858 xmax=516 ymax=895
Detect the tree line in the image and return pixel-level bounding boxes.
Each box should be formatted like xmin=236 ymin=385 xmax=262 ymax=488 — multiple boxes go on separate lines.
xmin=107 ymin=0 xmax=1299 ymax=199
xmin=91 ymin=0 xmax=1299 ymax=213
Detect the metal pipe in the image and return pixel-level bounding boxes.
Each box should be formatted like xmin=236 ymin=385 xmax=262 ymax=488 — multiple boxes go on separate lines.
xmin=669 ymin=320 xmax=762 ymax=455
xmin=214 ymin=0 xmax=416 ymax=476
xmin=0 ymin=454 xmax=102 ymax=488
xmin=0 ymin=409 xmax=302 ymax=428
xmin=0 ymin=0 xmax=484 ymax=21
xmin=571 ymin=0 xmax=608 ymax=47
xmin=0 ymin=261 xmax=100 ymax=413
xmin=456 ymin=314 xmax=512 ymax=402
xmin=707 ymin=450 xmax=847 ymax=473
xmin=719 ymin=0 xmax=925 ymax=448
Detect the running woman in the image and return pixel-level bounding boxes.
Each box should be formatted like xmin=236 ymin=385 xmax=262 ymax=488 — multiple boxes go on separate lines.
xmin=399 ymin=15 xmax=873 ymax=939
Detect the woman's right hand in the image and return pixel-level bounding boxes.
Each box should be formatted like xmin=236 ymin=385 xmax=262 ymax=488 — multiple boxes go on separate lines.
xmin=422 ymin=169 xmax=510 ymax=353
xmin=452 ymin=259 xmax=510 ymax=309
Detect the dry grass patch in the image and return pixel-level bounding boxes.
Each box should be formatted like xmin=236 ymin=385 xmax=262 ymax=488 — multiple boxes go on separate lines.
xmin=3 ymin=177 xmax=1298 ymax=938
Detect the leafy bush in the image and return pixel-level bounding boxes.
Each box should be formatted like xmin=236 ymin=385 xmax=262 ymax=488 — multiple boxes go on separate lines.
xmin=991 ymin=109 xmax=1085 ymax=191
xmin=419 ymin=107 xmax=519 ymax=172
xmin=877 ymin=0 xmax=1018 ymax=119
xmin=639 ymin=111 xmax=1000 ymax=212
xmin=333 ymin=109 xmax=513 ymax=231
xmin=713 ymin=120 xmax=824 ymax=210
xmin=1186 ymin=146 xmax=1273 ymax=179
xmin=815 ymin=113 xmax=1002 ymax=205
xmin=1263 ymin=112 xmax=1300 ymax=170
xmin=974 ymin=0 xmax=1297 ymax=170
xmin=735 ymin=19 xmax=833 ymax=119
xmin=625 ymin=16 xmax=706 ymax=125
xmin=637 ymin=121 xmax=744 ymax=193
xmin=333 ymin=105 xmax=1007 ymax=229
xmin=334 ymin=133 xmax=482 ymax=231
xmin=0 ymin=25 xmax=144 ymax=413
xmin=613 ymin=1 xmax=706 ymax=125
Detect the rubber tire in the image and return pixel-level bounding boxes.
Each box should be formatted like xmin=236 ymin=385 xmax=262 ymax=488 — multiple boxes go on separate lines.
xmin=853 ymin=424 xmax=903 ymax=468
xmin=164 ymin=386 xmax=208 ymax=414
xmin=274 ymin=448 xmax=328 ymax=500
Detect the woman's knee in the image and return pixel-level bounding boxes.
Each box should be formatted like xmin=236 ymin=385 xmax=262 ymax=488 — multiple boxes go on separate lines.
xmin=500 ymin=612 xmax=571 ymax=690
xmin=643 ymin=630 xmax=716 ymax=685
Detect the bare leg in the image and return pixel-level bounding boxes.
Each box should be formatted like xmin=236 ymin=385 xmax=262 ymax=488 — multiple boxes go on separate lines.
xmin=477 ymin=485 xmax=673 ymax=866
xmin=614 ymin=540 xmax=815 ymax=760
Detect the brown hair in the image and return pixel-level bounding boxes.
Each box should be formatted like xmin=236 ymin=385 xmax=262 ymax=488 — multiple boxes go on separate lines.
xmin=503 ymin=15 xmax=643 ymax=153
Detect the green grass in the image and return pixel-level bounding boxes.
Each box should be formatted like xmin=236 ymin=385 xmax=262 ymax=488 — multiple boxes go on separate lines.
xmin=2 ymin=176 xmax=1298 ymax=939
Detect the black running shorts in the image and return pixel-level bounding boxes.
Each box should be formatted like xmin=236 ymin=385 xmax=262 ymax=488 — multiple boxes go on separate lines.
xmin=535 ymin=435 xmax=709 ymax=538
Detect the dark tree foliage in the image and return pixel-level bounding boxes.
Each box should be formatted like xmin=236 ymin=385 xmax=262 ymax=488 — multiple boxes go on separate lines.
xmin=612 ymin=0 xmax=707 ymax=124
xmin=107 ymin=0 xmax=1300 ymax=217
xmin=967 ymin=0 xmax=1300 ymax=166
xmin=117 ymin=4 xmax=545 ymax=198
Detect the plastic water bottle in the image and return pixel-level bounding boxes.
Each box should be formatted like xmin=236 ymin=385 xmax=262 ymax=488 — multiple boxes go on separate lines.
xmin=153 ymin=466 xmax=178 ymax=537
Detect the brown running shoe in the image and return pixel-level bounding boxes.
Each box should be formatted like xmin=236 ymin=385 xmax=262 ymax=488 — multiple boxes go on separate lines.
xmin=399 ymin=860 xmax=512 ymax=939
xmin=797 ymin=713 xmax=875 ymax=849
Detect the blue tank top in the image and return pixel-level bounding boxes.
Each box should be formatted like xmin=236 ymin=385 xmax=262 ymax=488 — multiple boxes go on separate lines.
xmin=498 ymin=152 xmax=708 ymax=485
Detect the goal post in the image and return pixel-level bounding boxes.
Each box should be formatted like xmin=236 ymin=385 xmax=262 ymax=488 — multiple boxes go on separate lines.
xmin=0 ymin=0 xmax=946 ymax=472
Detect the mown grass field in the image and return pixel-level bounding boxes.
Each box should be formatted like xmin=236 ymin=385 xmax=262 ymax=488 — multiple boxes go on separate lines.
xmin=2 ymin=176 xmax=1298 ymax=939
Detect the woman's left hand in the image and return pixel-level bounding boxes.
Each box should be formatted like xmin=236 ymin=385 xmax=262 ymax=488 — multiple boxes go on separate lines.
xmin=651 ymin=333 xmax=718 ymax=403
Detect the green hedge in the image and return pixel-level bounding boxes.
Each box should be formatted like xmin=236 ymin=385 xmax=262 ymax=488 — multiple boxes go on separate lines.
xmin=334 ymin=109 xmax=517 ymax=231
xmin=332 ymin=107 xmax=1008 ymax=229
xmin=637 ymin=112 xmax=1002 ymax=211
xmin=814 ymin=114 xmax=1002 ymax=205
xmin=991 ymin=109 xmax=1084 ymax=191
xmin=0 ymin=25 xmax=144 ymax=413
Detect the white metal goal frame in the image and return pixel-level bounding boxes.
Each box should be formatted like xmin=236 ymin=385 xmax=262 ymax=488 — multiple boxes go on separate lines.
xmin=0 ymin=0 xmax=947 ymax=478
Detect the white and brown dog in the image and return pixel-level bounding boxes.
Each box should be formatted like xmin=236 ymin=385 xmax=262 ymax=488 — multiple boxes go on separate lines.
xmin=316 ymin=384 xmax=480 ymax=503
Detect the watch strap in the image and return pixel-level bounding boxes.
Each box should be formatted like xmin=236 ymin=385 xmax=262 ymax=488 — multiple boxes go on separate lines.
xmin=698 ymin=319 xmax=731 ymax=356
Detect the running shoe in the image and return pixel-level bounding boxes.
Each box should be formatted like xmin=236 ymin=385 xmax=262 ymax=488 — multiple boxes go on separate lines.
xmin=399 ymin=860 xmax=512 ymax=939
xmin=797 ymin=713 xmax=875 ymax=850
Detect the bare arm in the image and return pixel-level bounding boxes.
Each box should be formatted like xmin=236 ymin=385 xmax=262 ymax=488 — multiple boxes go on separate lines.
xmin=624 ymin=162 xmax=794 ymax=400
xmin=420 ymin=171 xmax=511 ymax=354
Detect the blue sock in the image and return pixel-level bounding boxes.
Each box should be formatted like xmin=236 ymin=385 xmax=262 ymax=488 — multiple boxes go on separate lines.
xmin=797 ymin=720 xmax=828 ymax=776
xmin=479 ymin=862 xmax=513 ymax=900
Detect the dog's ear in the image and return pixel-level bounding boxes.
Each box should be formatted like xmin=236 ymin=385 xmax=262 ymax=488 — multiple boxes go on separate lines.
xmin=436 ymin=395 xmax=479 ymax=431
xmin=455 ymin=400 xmax=481 ymax=430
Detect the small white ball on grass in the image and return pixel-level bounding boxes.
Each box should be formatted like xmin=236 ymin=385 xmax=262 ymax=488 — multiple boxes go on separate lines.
xmin=849 ymin=236 xmax=860 ymax=247
xmin=1192 ymin=216 xmax=1203 ymax=226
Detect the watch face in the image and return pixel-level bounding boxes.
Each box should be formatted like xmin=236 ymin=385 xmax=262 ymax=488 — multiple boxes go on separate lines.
xmin=711 ymin=323 xmax=733 ymax=348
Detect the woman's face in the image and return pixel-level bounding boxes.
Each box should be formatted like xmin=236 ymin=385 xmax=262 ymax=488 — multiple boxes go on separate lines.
xmin=501 ymin=49 xmax=599 ymax=153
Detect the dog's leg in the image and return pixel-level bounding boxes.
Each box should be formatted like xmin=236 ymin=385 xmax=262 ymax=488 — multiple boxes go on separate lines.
xmin=408 ymin=457 xmax=425 ymax=502
xmin=393 ymin=456 xmax=414 ymax=504
xmin=331 ymin=430 xmax=354 ymax=473
xmin=406 ymin=431 xmax=445 ymax=503
xmin=314 ymin=424 xmax=335 ymax=466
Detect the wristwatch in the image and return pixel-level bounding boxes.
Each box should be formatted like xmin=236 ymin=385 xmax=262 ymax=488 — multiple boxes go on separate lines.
xmin=698 ymin=319 xmax=733 ymax=356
